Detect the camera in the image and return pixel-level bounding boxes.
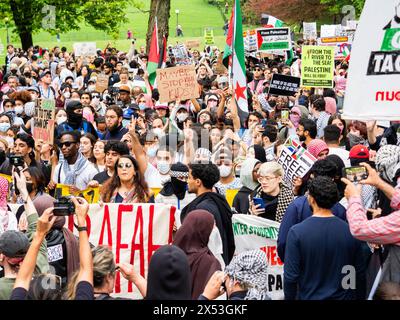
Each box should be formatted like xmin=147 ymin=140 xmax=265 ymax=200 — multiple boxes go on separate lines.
xmin=342 ymin=166 xmax=369 ymax=184
xmin=9 ymin=154 xmax=24 ymax=168
xmin=53 ymin=196 xmax=76 ymax=216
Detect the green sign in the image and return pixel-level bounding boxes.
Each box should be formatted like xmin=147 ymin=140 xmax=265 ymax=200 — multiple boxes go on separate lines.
xmin=381 ymin=28 xmax=400 ymax=51
xmin=41 ymin=98 xmax=56 ymax=111
xmin=301 ymin=46 xmax=335 ymax=88
xmin=256 ymin=28 xmax=291 ymax=52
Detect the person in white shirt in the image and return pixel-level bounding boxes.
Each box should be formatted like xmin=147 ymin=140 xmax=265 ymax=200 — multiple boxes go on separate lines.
xmin=323 ymin=125 xmax=351 ymax=167
xmin=51 ymin=131 xmax=97 ymax=192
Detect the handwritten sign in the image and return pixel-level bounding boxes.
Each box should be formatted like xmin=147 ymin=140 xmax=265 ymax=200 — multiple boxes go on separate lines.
xmin=73 ymin=42 xmax=97 ymax=57
xmin=156 ymin=65 xmax=199 ymax=103
xmin=33 ymin=98 xmax=56 ymax=145
xmin=303 ymin=22 xmax=317 ymax=40
xmin=95 ymin=74 xmax=109 ymax=93
xmin=204 ymin=28 xmax=215 ymax=45
xmin=186 ymin=40 xmax=200 ymax=49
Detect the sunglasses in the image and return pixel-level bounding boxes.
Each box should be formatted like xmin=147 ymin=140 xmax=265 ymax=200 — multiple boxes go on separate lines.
xmin=118 ymin=162 xmax=133 ymax=169
xmin=58 ymin=141 xmax=77 ymax=148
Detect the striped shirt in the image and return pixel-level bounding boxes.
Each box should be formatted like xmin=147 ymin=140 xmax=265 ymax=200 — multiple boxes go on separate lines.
xmin=347 ymin=189 xmax=400 ymax=245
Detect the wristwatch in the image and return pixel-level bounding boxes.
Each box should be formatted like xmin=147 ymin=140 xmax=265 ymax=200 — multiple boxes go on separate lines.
xmin=76 ymin=226 xmax=87 ymax=232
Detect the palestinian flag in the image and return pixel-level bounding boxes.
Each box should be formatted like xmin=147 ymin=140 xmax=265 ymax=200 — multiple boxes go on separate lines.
xmin=147 ymin=17 xmax=160 ymax=87
xmin=223 ymin=0 xmax=248 ymax=115
xmin=261 ymin=14 xmax=284 ymax=28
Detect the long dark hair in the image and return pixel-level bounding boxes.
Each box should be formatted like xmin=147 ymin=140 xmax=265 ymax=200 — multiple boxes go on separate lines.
xmin=81 ymin=133 xmax=97 ymax=164
xmin=15 ymin=133 xmax=37 ymax=166
xmin=28 ymin=166 xmax=46 ymax=194
xmin=101 ymin=155 xmax=149 ymax=203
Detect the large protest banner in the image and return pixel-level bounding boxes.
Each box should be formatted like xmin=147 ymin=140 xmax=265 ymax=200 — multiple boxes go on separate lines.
xmin=33 ymin=98 xmax=56 ymax=145
xmin=232 ymin=214 xmax=283 ymax=300
xmin=268 ymin=74 xmax=300 ymax=96
xmin=8 ymin=203 xmax=176 ymax=299
xmin=156 ymin=65 xmax=199 ymax=103
xmin=73 ymin=42 xmax=97 ymax=57
xmin=277 ymin=137 xmax=316 ymax=186
xmin=301 ymin=45 xmax=335 ymax=88
xmin=303 ymin=22 xmax=317 ymax=40
xmin=256 ymin=28 xmax=291 ymax=52
xmin=343 ymin=0 xmax=400 ymax=120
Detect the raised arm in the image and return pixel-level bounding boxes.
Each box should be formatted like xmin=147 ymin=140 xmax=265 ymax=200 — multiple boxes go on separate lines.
xmin=128 ymin=118 xmax=148 ymax=177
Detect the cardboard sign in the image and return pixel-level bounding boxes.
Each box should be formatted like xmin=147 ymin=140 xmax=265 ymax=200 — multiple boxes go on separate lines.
xmin=256 ymin=28 xmax=291 ymax=52
xmin=303 ymin=22 xmax=317 ymax=40
xmin=33 ymin=98 xmax=56 ymax=145
xmin=156 ymin=65 xmax=199 ymax=103
xmin=204 ymin=28 xmax=215 ymax=45
xmin=73 ymin=42 xmax=97 ymax=57
xmin=55 ymin=184 xmax=100 ymax=204
xmin=301 ymin=45 xmax=335 ymax=88
xmin=215 ymin=53 xmax=228 ymax=75
xmin=343 ymin=0 xmax=400 ymax=120
xmin=186 ymin=40 xmax=200 ymax=49
xmin=268 ymin=74 xmax=301 ymax=96
xmin=95 ymin=74 xmax=109 ymax=93
xmin=232 ymin=214 xmax=283 ymax=300
xmin=277 ymin=137 xmax=316 ymax=186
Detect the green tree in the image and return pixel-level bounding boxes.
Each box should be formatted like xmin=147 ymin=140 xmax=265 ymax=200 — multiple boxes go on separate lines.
xmin=0 ymin=0 xmax=143 ymax=50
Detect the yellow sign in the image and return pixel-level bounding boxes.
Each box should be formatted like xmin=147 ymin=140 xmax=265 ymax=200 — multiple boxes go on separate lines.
xmin=225 ymin=189 xmax=239 ymax=207
xmin=301 ymin=45 xmax=335 ymax=88
xmin=55 ymin=184 xmax=100 ymax=204
xmin=0 ymin=174 xmax=12 ymax=183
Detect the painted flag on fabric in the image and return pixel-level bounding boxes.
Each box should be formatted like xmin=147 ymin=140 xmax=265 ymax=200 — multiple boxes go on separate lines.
xmin=147 ymin=18 xmax=160 ymax=87
xmin=223 ymin=0 xmax=248 ymax=115
xmin=261 ymin=14 xmax=284 ymax=28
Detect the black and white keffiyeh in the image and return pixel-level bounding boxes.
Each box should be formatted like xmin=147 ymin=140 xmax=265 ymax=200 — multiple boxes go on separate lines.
xmin=225 ymin=250 xmax=270 ymax=300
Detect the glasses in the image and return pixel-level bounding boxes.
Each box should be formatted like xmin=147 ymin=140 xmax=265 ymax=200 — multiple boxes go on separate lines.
xmin=258 ymin=176 xmax=278 ymax=183
xmin=254 ymin=69 xmax=262 ymax=72
xmin=118 ymin=162 xmax=133 ymax=169
xmin=58 ymin=141 xmax=77 ymax=148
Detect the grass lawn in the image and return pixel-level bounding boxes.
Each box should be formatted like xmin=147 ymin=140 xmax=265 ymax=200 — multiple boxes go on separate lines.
xmin=0 ymin=0 xmax=232 ymax=62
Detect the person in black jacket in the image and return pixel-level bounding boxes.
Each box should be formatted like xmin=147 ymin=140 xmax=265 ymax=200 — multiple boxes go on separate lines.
xmin=181 ymin=162 xmax=235 ymax=265
xmin=233 ymin=158 xmax=260 ymax=213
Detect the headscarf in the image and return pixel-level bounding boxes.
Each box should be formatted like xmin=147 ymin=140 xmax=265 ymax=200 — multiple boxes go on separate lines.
xmin=307 ymin=139 xmax=329 ymax=158
xmin=146 ymin=245 xmax=191 ymax=300
xmin=252 ymin=144 xmax=267 ymax=163
xmin=240 ymin=158 xmax=260 ymax=190
xmin=225 ymin=249 xmax=270 ymax=300
xmin=0 ymin=177 xmax=9 ymax=232
xmin=324 ymin=97 xmax=337 ymax=115
xmin=289 ymin=106 xmax=302 ymax=128
xmin=33 ymin=194 xmax=80 ymax=282
xmin=376 ymin=145 xmax=400 ymax=182
xmin=173 ymin=210 xmax=221 ymax=299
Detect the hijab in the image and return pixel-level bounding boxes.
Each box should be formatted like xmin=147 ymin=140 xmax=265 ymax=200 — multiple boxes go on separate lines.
xmin=173 ymin=210 xmax=222 ymax=299
xmin=289 ymin=106 xmax=302 ymax=128
xmin=240 ymin=158 xmax=260 ymax=190
xmin=146 ymin=245 xmax=191 ymax=300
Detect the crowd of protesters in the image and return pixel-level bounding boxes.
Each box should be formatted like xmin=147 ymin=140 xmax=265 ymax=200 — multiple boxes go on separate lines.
xmin=0 ymin=32 xmax=399 ymax=301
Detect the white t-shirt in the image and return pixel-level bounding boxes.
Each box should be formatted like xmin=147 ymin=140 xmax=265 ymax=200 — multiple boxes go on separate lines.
xmin=53 ymin=161 xmax=98 ymax=190
xmin=144 ymin=164 xmax=163 ymax=188
xmin=328 ymin=147 xmax=351 ymax=167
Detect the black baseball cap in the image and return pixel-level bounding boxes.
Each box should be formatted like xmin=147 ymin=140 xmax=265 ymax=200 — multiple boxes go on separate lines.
xmin=0 ymin=230 xmax=29 ymax=258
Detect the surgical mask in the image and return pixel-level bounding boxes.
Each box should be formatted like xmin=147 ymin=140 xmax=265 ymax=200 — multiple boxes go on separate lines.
xmin=157 ymin=161 xmax=170 ymax=175
xmin=0 ymin=123 xmax=10 ymax=133
xmin=24 ymin=102 xmax=36 ymax=117
xmin=57 ymin=116 xmax=67 ymax=125
xmin=153 ymin=128 xmax=165 ymax=139
xmin=139 ymin=103 xmax=147 ymax=111
xmin=88 ymin=85 xmax=96 ymax=92
xmin=63 ymin=92 xmax=71 ymax=99
xmin=177 ymin=113 xmax=188 ymax=122
xmin=219 ymin=165 xmax=232 ymax=178
xmin=147 ymin=146 xmax=158 ymax=158
xmin=14 ymin=106 xmax=24 ymax=115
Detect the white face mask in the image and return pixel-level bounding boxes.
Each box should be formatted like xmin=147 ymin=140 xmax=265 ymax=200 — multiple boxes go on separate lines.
xmin=63 ymin=92 xmax=71 ymax=99
xmin=88 ymin=85 xmax=96 ymax=92
xmin=0 ymin=123 xmax=10 ymax=133
xmin=14 ymin=106 xmax=24 ymax=115
xmin=219 ymin=165 xmax=232 ymax=178
xmin=177 ymin=113 xmax=188 ymax=122
xmin=57 ymin=116 xmax=67 ymax=125
xmin=157 ymin=161 xmax=170 ymax=175
xmin=152 ymin=128 xmax=165 ymax=139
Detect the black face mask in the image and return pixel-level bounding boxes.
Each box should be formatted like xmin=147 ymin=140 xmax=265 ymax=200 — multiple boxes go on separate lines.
xmin=0 ymin=149 xmax=6 ymax=165
xmin=171 ymin=177 xmax=188 ymax=200
xmin=26 ymin=182 xmax=34 ymax=194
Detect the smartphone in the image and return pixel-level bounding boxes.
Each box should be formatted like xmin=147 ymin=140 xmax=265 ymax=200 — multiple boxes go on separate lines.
xmin=253 ymin=197 xmax=266 ymax=209
xmin=281 ymin=109 xmax=289 ymax=121
xmin=342 ymin=166 xmax=369 ymax=183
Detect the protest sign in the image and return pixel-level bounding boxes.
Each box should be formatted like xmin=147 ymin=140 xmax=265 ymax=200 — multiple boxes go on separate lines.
xmin=277 ymin=137 xmax=316 ymax=186
xmin=268 ymin=74 xmax=300 ymax=96
xmin=232 ymin=214 xmax=283 ymax=300
xmin=343 ymin=0 xmax=400 ymax=120
xmin=244 ymin=29 xmax=258 ymax=53
xmin=9 ymin=203 xmax=176 ymax=299
xmin=156 ymin=65 xmax=199 ymax=103
xmin=301 ymin=45 xmax=335 ymax=88
xmin=55 ymin=184 xmax=100 ymax=204
xmin=303 ymin=22 xmax=317 ymax=40
xmin=171 ymin=44 xmax=192 ymax=65
xmin=185 ymin=40 xmax=200 ymax=49
xmin=256 ymin=28 xmax=291 ymax=52
xmin=318 ymin=36 xmax=352 ymax=59
xmin=346 ymin=20 xmax=359 ymax=30
xmin=95 ymin=74 xmax=109 ymax=93
xmin=204 ymin=28 xmax=215 ymax=45
xmin=73 ymin=42 xmax=97 ymax=57
xmin=215 ymin=53 xmax=228 ymax=75
xmin=33 ymin=98 xmax=56 ymax=145
xmin=320 ymin=24 xmax=342 ymax=38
